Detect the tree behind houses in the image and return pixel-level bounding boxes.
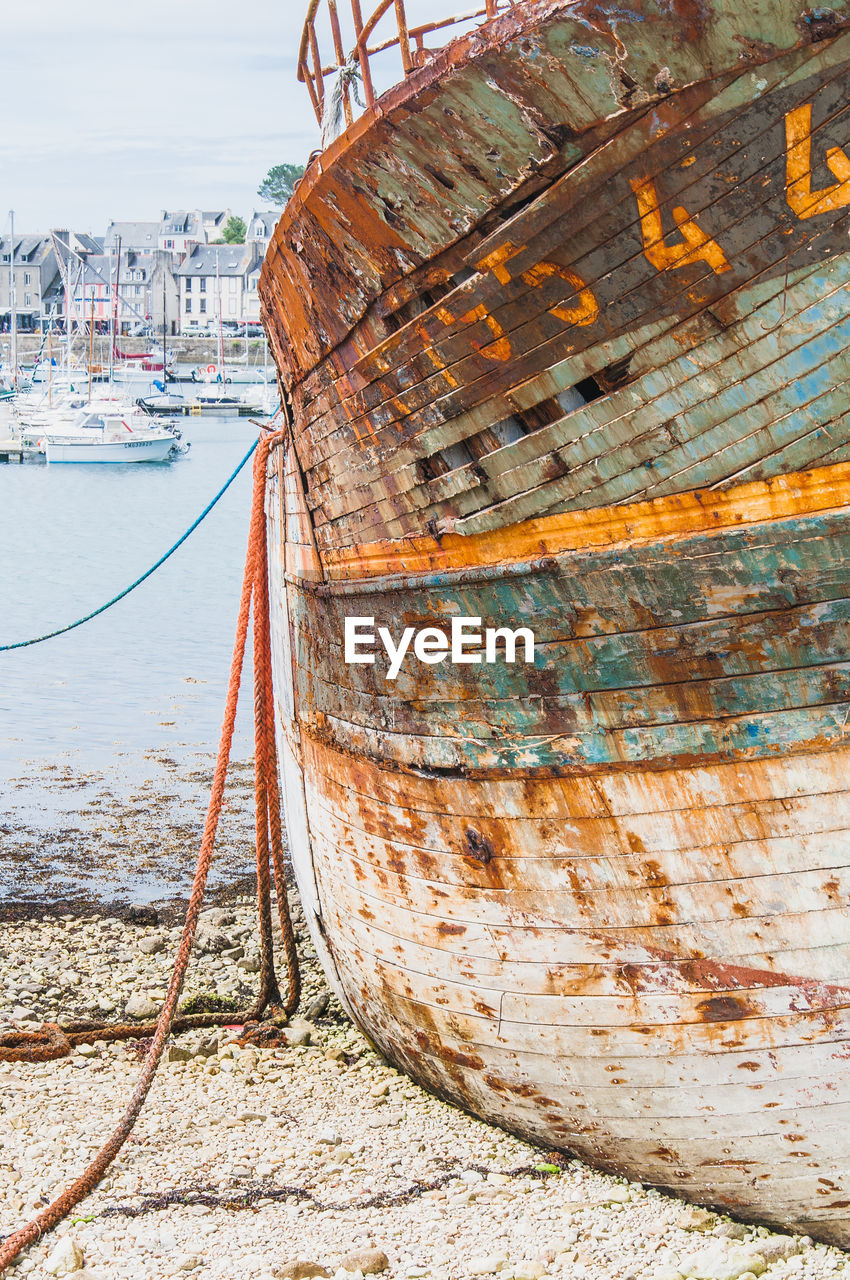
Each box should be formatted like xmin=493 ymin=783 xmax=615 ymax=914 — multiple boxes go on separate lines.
xmin=223 ymin=215 xmax=247 ymax=244
xmin=258 ymin=164 xmax=306 ymax=206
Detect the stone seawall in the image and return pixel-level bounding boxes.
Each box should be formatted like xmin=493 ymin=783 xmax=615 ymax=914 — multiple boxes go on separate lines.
xmin=4 ymin=333 xmax=270 ymax=365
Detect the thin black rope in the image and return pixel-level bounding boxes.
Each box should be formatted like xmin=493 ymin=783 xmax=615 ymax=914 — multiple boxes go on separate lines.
xmin=1 ymin=437 xmax=258 ymax=651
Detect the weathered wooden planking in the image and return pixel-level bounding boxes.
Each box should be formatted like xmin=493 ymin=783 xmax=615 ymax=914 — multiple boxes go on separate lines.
xmin=297 ymin=41 xmax=849 ymax=449
xmin=306 ymin=262 xmax=850 ymax=541
xmin=299 ymin=224 xmax=850 ymax=543
xmin=312 ymin=454 xmax=850 ymax=579
xmin=298 ymin=239 xmax=830 ymax=515
xmin=278 ymin=731 xmax=850 ymax=1243
xmin=260 ymin=1 xmax=850 ymax=384
xmin=279 ymin=486 xmax=850 ymax=769
xmin=290 ymin=40 xmax=850 ymax=495
xmin=263 ymin=0 xmax=850 ymax=1247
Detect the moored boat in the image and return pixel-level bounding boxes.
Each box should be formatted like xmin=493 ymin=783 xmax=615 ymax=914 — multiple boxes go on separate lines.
xmin=21 ymin=405 xmax=181 ymax=463
xmin=260 ymin=0 xmax=850 ymax=1243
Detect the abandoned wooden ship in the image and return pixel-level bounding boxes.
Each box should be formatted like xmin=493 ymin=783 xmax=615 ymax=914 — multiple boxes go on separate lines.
xmin=259 ymin=0 xmax=850 ymax=1244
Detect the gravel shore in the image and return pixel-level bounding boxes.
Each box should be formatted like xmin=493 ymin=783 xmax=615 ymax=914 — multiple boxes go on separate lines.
xmin=2 ymin=896 xmax=849 ymax=1280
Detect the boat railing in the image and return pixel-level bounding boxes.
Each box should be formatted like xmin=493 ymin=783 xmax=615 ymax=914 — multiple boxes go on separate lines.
xmin=298 ymin=0 xmax=517 ymax=130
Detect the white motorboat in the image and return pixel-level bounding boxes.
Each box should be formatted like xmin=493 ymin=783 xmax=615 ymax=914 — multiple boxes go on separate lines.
xmin=22 ymin=406 xmax=180 ymax=464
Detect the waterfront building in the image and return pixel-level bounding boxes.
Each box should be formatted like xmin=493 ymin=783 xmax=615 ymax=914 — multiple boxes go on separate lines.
xmin=175 ymin=242 xmax=263 ymax=333
xmin=247 ymin=212 xmax=277 ymax=249
xmin=158 ymin=209 xmax=231 ymax=256
xmin=104 ymin=221 xmax=159 ymax=255
xmin=159 ymin=210 xmax=205 ymax=256
xmin=0 ymin=234 xmax=61 ymax=332
xmin=201 ymin=210 xmax=231 ymax=241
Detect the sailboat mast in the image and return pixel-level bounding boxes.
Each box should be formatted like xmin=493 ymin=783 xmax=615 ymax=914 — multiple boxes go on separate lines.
xmin=108 ymin=243 xmax=115 ymax=384
xmin=216 ymin=247 xmax=225 ymax=382
xmin=88 ymin=288 xmax=95 ymax=400
xmin=112 ymin=235 xmax=122 ymax=366
xmin=9 ymin=210 xmax=17 ymax=391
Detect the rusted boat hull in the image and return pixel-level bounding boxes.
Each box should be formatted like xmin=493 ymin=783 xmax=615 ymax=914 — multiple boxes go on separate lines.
xmin=260 ymin=0 xmax=850 ymax=1242
xmin=266 ymin=452 xmax=850 ymax=1242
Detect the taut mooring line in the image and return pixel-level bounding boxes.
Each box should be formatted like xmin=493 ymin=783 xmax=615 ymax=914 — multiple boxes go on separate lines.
xmin=0 ymin=437 xmax=259 ymax=652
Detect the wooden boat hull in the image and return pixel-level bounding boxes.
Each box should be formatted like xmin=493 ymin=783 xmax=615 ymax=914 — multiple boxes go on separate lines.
xmin=266 ymin=454 xmax=850 ymax=1243
xmin=260 ymin=0 xmax=850 ymax=1242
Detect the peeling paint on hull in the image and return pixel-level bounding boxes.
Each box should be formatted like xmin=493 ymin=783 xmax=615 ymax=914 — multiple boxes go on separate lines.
xmin=261 ymin=0 xmax=850 ymax=1243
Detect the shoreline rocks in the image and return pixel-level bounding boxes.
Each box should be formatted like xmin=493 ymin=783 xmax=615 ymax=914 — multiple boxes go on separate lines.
xmin=1 ymin=902 xmax=848 ymax=1280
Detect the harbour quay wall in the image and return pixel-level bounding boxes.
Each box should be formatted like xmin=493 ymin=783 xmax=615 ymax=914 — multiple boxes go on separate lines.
xmin=3 ymin=334 xmax=270 ymax=364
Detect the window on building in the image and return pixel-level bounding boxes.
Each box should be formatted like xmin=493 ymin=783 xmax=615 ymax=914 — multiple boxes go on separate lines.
xmin=24 ymin=294 xmax=31 ymax=307
xmin=186 ymin=299 xmax=192 ymax=313
xmin=166 ymin=239 xmax=173 ymax=249
xmin=200 ymin=299 xmax=206 ymax=314
xmin=200 ymin=278 xmax=207 ymax=293
xmin=24 ymin=272 xmax=31 ymax=286
xmin=135 ymin=285 xmax=142 ymax=296
xmin=185 ymin=277 xmax=192 ymax=292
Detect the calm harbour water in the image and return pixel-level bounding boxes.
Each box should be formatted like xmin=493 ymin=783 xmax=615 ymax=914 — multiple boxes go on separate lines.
xmin=0 ymin=401 xmax=262 ymax=907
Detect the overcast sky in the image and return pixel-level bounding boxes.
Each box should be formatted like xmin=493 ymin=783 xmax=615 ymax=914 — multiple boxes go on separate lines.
xmin=0 ymin=0 xmax=322 ymax=234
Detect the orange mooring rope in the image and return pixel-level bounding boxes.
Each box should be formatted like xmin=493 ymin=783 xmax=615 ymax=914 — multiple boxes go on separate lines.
xmin=0 ymin=426 xmax=299 ymax=1273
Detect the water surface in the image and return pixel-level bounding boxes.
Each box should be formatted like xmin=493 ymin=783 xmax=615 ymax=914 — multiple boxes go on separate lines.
xmin=0 ymin=401 xmax=262 ymax=908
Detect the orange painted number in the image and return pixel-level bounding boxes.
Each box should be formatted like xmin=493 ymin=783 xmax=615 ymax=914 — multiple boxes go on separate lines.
xmin=521 ymin=262 xmax=599 ymax=327
xmin=785 ymin=102 xmax=850 ymax=219
xmin=437 ymin=302 xmax=512 ymax=363
xmin=630 ymin=176 xmax=731 ymax=275
xmin=477 ymin=244 xmax=599 ymax=328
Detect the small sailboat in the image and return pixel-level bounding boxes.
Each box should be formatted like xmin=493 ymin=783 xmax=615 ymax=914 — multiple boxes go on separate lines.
xmin=135 ymin=379 xmax=187 ymax=414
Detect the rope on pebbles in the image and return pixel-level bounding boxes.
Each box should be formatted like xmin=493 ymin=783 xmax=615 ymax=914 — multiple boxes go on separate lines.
xmin=0 ymin=427 xmax=301 ymax=1273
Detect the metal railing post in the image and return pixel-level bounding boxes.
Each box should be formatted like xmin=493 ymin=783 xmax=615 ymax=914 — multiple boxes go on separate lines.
xmin=394 ymin=0 xmax=414 ymax=75
xmin=327 ymin=0 xmax=354 ymax=126
xmin=299 ymin=1 xmax=514 ymax=127
xmin=351 ymin=0 xmax=376 ymax=108
xmin=309 ymin=25 xmax=325 ymax=115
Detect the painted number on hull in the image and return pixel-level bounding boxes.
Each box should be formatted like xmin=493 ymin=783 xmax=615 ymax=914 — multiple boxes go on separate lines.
xmin=402 ymin=98 xmax=849 ymax=385
xmin=629 ymin=176 xmax=731 ymax=276
xmin=785 ymin=102 xmax=850 ymax=219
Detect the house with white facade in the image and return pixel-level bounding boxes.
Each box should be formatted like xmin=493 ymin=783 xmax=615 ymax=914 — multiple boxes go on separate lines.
xmin=158 ymin=209 xmax=231 ymax=256
xmin=201 ymin=211 xmax=231 ymax=241
xmin=247 ymin=211 xmax=278 ymax=249
xmin=174 ymin=243 xmax=263 ymax=333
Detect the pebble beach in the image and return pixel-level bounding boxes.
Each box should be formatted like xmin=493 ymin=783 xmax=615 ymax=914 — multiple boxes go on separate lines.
xmin=2 ymin=892 xmax=849 ymax=1280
